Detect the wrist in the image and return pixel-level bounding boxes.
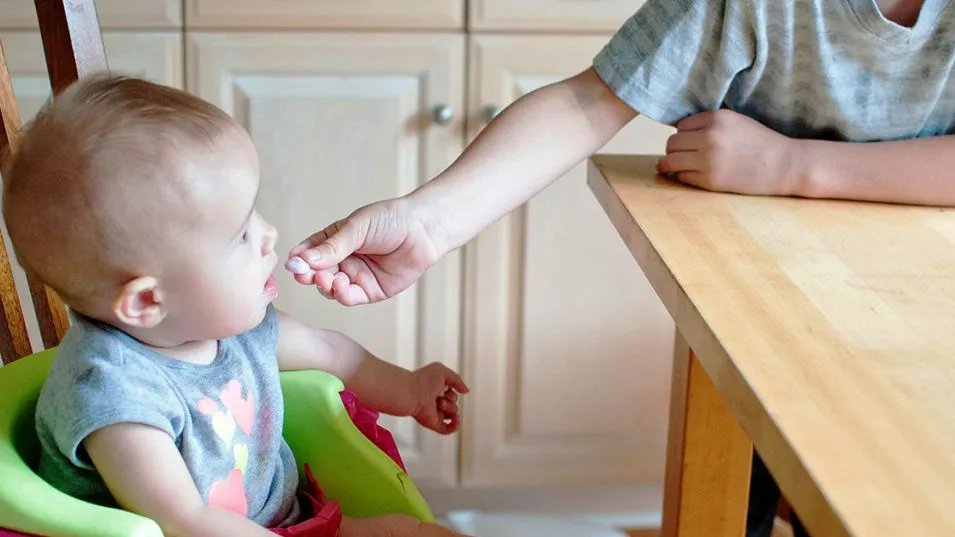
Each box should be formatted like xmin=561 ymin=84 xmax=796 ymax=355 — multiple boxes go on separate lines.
xmin=406 ymin=368 xmax=426 ymax=418
xmin=787 ymin=138 xmax=825 ymax=199
xmin=405 ymin=182 xmax=456 ymax=256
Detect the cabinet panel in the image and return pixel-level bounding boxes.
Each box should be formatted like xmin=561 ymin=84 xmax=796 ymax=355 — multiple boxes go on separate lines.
xmin=188 ymin=32 xmax=465 ymax=487
xmin=462 ymin=34 xmax=676 ymax=488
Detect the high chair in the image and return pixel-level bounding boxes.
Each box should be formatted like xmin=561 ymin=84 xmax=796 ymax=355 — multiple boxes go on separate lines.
xmin=0 ymin=2 xmax=431 ymax=535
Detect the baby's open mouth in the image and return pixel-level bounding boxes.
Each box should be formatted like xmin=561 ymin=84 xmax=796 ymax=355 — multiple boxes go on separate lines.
xmin=264 ymin=275 xmax=278 ymax=299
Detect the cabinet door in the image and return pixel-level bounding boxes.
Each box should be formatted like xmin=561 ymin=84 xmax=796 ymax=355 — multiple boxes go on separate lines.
xmin=186 ymin=0 xmax=464 ymax=30
xmin=0 ymin=0 xmax=181 ymax=29
xmin=0 ymin=30 xmax=183 ymax=350
xmin=469 ymin=0 xmax=642 ymax=31
xmin=461 ymin=34 xmax=676 ymax=488
xmin=187 ymin=33 xmax=465 ymax=488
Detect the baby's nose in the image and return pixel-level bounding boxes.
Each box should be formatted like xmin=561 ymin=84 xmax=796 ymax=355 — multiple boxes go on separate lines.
xmin=262 ymin=224 xmax=278 ymax=255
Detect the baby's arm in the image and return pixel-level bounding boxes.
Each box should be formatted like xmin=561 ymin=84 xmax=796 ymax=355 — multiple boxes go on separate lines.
xmin=86 ymin=425 xmax=469 ymax=536
xmin=84 ymin=424 xmax=277 ymax=537
xmin=794 ymin=135 xmax=955 ymax=206
xmin=274 ymin=309 xmax=466 ymax=422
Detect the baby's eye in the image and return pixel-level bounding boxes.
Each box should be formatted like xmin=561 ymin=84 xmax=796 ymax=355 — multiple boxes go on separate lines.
xmin=239 ymin=230 xmax=249 ymax=243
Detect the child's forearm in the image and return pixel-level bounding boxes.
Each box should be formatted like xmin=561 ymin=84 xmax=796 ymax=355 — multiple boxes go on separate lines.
xmin=171 ymin=507 xmax=278 ymax=537
xmin=276 ymin=312 xmax=417 ymax=416
xmin=317 ymin=330 xmax=417 ymax=416
xmin=411 ymin=66 xmax=636 ymax=256
xmin=795 ymin=135 xmax=955 ymax=206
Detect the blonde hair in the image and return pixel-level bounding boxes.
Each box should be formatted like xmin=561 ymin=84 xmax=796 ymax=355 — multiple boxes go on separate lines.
xmin=2 ymin=74 xmax=236 ymax=312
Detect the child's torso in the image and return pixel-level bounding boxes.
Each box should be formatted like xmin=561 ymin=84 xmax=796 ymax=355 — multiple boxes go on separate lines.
xmin=596 ymin=0 xmax=955 ymax=141
xmin=732 ymin=0 xmax=955 ymax=141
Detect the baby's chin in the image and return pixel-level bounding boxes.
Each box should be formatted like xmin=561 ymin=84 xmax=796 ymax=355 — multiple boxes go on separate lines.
xmin=185 ymin=305 xmax=272 ymax=341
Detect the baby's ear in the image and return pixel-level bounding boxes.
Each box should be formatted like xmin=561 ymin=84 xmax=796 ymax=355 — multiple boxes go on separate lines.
xmin=112 ymin=276 xmax=166 ymax=328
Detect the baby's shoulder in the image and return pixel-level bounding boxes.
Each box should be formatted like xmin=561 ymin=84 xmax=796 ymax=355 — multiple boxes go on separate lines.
xmin=37 ymin=318 xmax=175 ymax=417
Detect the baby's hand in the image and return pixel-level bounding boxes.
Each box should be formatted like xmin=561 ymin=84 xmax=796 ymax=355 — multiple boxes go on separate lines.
xmin=411 ymin=363 xmax=469 ymax=435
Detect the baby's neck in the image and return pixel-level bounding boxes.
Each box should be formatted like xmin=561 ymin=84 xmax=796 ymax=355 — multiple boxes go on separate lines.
xmin=151 ymin=338 xmax=219 ymax=365
xmin=121 ymin=324 xmax=219 ymax=365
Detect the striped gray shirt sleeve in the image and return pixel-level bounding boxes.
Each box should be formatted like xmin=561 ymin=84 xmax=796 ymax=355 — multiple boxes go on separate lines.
xmin=593 ymin=0 xmax=757 ymax=125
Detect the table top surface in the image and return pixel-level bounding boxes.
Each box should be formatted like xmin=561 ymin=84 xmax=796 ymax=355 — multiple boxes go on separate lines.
xmin=588 ymin=154 xmax=955 ymax=537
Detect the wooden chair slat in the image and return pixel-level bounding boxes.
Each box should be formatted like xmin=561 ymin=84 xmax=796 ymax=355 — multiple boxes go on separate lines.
xmin=0 ymin=41 xmax=35 ymax=364
xmin=35 ymin=0 xmax=109 ymax=93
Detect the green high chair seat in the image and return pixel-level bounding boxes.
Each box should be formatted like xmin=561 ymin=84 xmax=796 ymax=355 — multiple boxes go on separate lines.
xmin=0 ymin=349 xmax=432 ymax=536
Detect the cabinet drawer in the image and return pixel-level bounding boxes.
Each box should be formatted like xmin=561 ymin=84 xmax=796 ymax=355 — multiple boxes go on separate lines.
xmin=186 ymin=0 xmax=464 ymax=30
xmin=469 ymin=0 xmax=641 ymax=32
xmin=0 ymin=0 xmax=181 ymax=29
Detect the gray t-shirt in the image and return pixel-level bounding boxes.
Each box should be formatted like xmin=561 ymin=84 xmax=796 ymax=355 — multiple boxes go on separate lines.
xmin=594 ymin=0 xmax=955 ymax=141
xmin=35 ymin=304 xmax=301 ymax=528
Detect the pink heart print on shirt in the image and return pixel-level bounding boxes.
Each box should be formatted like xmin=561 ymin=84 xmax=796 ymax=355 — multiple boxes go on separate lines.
xmin=207 ymin=469 xmax=248 ymax=517
xmin=196 ymin=379 xmax=256 ymax=516
xmin=220 ymin=379 xmax=255 ymax=435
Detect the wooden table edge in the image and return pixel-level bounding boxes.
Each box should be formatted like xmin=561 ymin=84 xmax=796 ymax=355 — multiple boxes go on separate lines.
xmin=585 ymin=155 xmax=851 ymax=537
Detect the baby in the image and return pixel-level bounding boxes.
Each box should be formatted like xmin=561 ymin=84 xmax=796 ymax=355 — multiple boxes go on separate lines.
xmin=2 ymin=74 xmax=469 ymax=537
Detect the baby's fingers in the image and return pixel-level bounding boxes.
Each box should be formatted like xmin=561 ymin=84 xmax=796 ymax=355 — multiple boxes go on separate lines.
xmin=438 ymin=398 xmax=458 ymax=417
xmin=444 ymin=371 xmax=470 ymax=394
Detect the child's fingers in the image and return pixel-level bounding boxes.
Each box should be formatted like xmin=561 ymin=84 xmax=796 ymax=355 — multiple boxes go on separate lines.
xmin=445 ymin=371 xmax=470 ymax=394
xmin=657 ymin=151 xmax=702 ymax=174
xmin=432 ymin=416 xmax=455 ymax=435
xmin=331 ymin=273 xmax=372 ymax=306
xmin=442 ymin=390 xmax=458 ymax=404
xmin=675 ymin=110 xmax=717 ymax=131
xmin=665 ymin=130 xmax=707 ymax=154
xmin=675 ymin=171 xmax=707 ymax=190
xmin=314 ymin=269 xmax=337 ymax=294
xmin=438 ymin=398 xmax=458 ymax=416
xmin=447 ymin=414 xmax=460 ymax=432
xmin=436 ymin=413 xmax=459 ymax=434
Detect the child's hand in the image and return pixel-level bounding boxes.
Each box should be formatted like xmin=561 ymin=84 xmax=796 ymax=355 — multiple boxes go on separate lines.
xmin=657 ymin=109 xmax=802 ymax=197
xmin=410 ymin=363 xmax=469 ymax=434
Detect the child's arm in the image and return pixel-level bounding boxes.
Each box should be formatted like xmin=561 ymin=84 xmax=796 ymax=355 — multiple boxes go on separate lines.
xmin=275 ymin=309 xmax=468 ymax=433
xmin=410 ymin=66 xmax=637 ymax=252
xmin=658 ymin=109 xmax=955 ymax=206
xmin=288 ymin=66 xmax=637 ymax=307
xmin=795 ymin=136 xmax=955 ymax=206
xmin=84 ymin=424 xmax=278 ymax=537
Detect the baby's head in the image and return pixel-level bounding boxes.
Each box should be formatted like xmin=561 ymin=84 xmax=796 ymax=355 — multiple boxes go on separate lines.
xmin=3 ymin=74 xmax=279 ymax=345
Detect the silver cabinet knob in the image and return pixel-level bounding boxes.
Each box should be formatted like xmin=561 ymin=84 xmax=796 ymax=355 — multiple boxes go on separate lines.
xmin=432 ymin=104 xmax=454 ymax=125
xmin=483 ymin=105 xmax=502 ymax=123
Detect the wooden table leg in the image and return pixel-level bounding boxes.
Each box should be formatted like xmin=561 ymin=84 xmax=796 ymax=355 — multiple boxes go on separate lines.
xmin=661 ymin=333 xmax=753 ymax=537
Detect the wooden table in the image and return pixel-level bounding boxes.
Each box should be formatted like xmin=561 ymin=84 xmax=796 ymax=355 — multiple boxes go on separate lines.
xmin=587 ymin=155 xmax=955 ymax=537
